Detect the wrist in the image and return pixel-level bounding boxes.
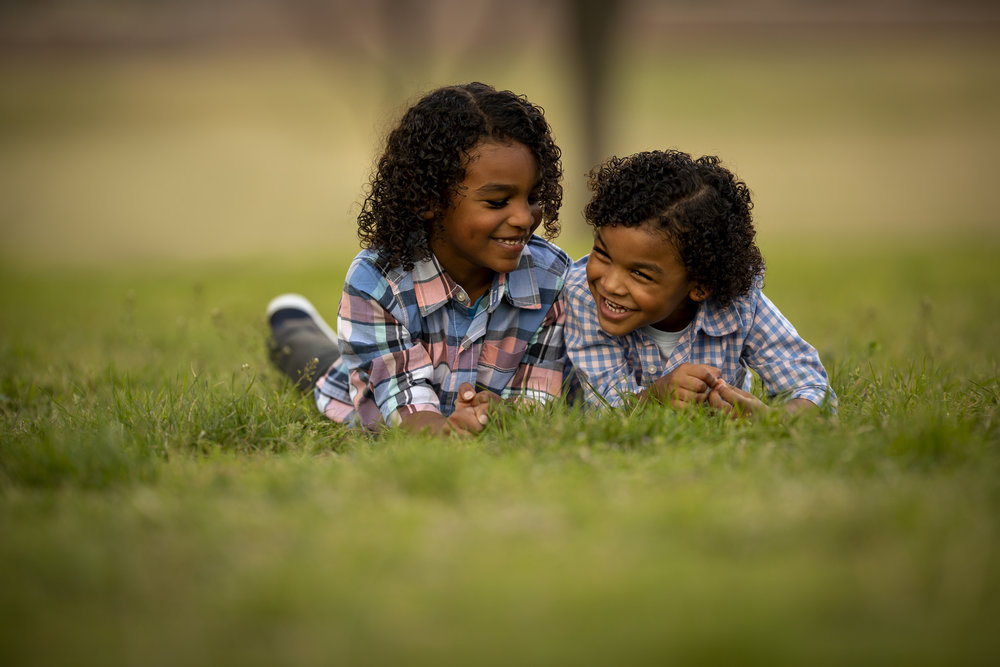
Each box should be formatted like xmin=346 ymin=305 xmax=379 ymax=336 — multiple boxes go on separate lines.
xmin=400 ymin=410 xmax=449 ymax=436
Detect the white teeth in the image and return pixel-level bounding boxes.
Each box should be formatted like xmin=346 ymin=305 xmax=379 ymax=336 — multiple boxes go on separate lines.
xmin=604 ymin=298 xmax=629 ymax=313
xmin=495 ymin=237 xmax=524 ymax=247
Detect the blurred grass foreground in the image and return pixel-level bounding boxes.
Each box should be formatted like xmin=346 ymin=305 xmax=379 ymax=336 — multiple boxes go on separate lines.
xmin=2 ymin=1 xmax=1000 ymax=666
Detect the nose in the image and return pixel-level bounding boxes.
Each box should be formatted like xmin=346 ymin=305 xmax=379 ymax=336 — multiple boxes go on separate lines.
xmin=600 ymin=264 xmax=628 ymax=296
xmin=508 ymin=199 xmax=539 ymax=231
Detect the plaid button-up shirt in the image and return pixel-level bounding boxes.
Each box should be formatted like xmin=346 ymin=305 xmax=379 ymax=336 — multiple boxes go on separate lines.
xmin=564 ymin=258 xmax=836 ymax=411
xmin=316 ymin=237 xmax=571 ymax=428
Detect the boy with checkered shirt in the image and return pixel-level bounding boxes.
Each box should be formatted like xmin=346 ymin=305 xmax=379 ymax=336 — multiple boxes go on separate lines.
xmin=564 ymin=149 xmax=836 ymax=416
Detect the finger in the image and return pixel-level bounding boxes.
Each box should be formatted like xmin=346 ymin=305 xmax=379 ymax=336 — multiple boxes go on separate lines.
xmin=678 ymin=375 xmax=715 ymax=395
xmin=471 ymin=389 xmax=504 ymax=406
xmin=708 ymin=385 xmax=731 ymax=406
xmin=714 ymin=378 xmax=742 ymax=396
xmin=689 ymin=365 xmax=722 ymax=388
xmin=716 ymin=381 xmax=755 ymax=408
xmin=670 ymin=387 xmax=705 ymax=408
xmin=457 ymin=382 xmax=477 ymax=404
xmin=688 ymin=378 xmax=713 ymax=394
xmin=473 ymin=401 xmax=492 ymax=426
xmin=447 ymin=407 xmax=486 ymax=434
xmin=675 ymin=366 xmax=721 ymax=393
xmin=712 ymin=381 xmax=739 ymax=403
xmin=714 ymin=381 xmax=764 ymax=418
xmin=443 ymin=421 xmax=471 ymax=437
xmin=708 ymin=389 xmax=733 ymax=412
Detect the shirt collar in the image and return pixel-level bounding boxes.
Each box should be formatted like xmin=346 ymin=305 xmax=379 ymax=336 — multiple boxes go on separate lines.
xmin=411 ymin=244 xmax=541 ymax=317
xmin=693 ymin=298 xmax=744 ymax=337
xmin=496 ymin=244 xmax=542 ymax=311
xmin=629 ymin=297 xmax=744 ymax=345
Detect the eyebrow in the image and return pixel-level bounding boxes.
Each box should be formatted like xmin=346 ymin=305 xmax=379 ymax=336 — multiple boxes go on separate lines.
xmin=475 ymin=183 xmax=516 ymax=195
xmin=630 ymin=260 xmax=663 ymax=275
xmin=475 ymin=176 xmax=542 ymax=196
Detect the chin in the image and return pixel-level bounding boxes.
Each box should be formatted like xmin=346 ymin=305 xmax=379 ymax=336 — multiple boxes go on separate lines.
xmin=491 ymin=258 xmax=522 ymax=274
xmin=596 ymin=316 xmax=631 ymax=337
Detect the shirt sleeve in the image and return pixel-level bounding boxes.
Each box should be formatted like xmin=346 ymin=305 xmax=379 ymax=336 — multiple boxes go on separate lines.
xmin=563 ymin=276 xmax=641 ymax=409
xmin=501 ymin=296 xmax=568 ymax=404
xmin=742 ymin=290 xmax=837 ymax=410
xmin=337 ymin=263 xmax=442 ymax=426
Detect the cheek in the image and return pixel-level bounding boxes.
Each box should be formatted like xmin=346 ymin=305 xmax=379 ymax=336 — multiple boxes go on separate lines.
xmin=529 ymin=205 xmax=543 ymax=229
xmin=639 ymin=286 xmax=679 ymax=314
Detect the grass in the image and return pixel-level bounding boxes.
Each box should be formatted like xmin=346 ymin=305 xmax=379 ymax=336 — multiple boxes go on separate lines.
xmin=2 ymin=240 xmax=999 ymax=666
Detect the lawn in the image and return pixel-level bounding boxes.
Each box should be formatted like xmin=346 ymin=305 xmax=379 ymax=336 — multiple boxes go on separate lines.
xmin=2 ymin=27 xmax=999 ymax=667
xmin=2 ymin=240 xmax=998 ymax=666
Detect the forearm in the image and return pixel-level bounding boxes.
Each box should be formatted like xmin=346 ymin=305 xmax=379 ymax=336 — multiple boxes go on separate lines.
xmin=398 ymin=393 xmax=494 ymax=437
xmin=783 ymin=397 xmax=816 ymax=416
xmin=399 ymin=410 xmax=451 ymax=436
xmin=745 ymin=289 xmax=838 ymax=413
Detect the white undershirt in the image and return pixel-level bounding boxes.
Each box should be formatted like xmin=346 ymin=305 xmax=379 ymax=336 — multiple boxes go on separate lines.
xmin=642 ymin=321 xmax=692 ymax=359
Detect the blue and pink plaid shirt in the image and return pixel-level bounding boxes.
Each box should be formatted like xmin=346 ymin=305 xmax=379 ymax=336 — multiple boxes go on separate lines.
xmin=315 ymin=237 xmax=571 ymax=428
xmin=563 ymin=258 xmax=836 ymax=410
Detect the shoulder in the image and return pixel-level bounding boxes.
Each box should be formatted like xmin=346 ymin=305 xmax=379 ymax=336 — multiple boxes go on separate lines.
xmin=563 ymin=256 xmax=592 ymax=303
xmin=734 ymin=284 xmax=763 ymax=316
xmin=525 ymin=236 xmax=571 ymax=280
xmin=699 ymin=280 xmax=803 ymax=343
xmin=748 ymin=287 xmax=800 ymax=334
xmin=696 ymin=277 xmax=764 ymax=334
xmin=566 ymin=255 xmax=589 ymax=286
xmin=562 ymin=256 xmax=607 ymax=339
xmin=344 ymin=248 xmax=413 ymax=299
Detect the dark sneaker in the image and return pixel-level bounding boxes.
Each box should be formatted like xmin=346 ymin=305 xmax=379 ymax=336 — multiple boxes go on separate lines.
xmin=266 ymin=293 xmax=337 ymax=342
xmin=266 ymin=294 xmax=340 ymax=389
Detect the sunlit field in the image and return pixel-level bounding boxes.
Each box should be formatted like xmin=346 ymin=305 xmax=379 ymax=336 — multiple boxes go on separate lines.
xmin=2 ymin=28 xmax=999 ymax=666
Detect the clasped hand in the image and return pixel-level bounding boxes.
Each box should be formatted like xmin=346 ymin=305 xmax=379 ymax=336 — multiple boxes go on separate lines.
xmin=444 ymin=382 xmax=503 ymax=436
xmin=649 ymin=363 xmax=768 ymax=418
xmin=398 ymin=382 xmax=502 ymax=437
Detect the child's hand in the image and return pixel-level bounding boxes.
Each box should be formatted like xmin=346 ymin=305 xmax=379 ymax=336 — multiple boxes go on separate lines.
xmin=445 ymin=382 xmax=502 ymax=436
xmin=454 ymin=382 xmax=502 ymax=412
xmin=707 ymin=379 xmax=769 ymax=419
xmin=649 ymin=363 xmax=721 ymax=410
xmin=443 ymin=405 xmax=489 ymax=436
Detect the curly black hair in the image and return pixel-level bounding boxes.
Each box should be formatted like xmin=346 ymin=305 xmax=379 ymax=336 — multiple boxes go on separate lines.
xmin=357 ymin=82 xmax=563 ymax=271
xmin=584 ymin=149 xmax=765 ymax=307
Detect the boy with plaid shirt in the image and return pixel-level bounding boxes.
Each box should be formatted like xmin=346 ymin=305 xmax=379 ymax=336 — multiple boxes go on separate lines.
xmin=564 ymin=150 xmax=835 ymax=416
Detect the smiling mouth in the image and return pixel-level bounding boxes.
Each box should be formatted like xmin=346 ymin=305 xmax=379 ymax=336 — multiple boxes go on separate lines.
xmin=493 ymin=236 xmax=527 ymax=248
xmin=602 ymin=296 xmax=633 ymax=314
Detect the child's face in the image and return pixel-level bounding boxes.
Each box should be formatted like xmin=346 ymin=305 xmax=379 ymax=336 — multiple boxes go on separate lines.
xmin=429 ymin=140 xmax=542 ymax=296
xmin=586 ymin=222 xmax=707 ymax=335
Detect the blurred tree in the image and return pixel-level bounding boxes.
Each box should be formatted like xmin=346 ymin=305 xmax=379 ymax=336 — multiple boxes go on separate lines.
xmin=373 ymin=0 xmax=430 ymax=108
xmin=566 ymin=0 xmax=622 ymax=172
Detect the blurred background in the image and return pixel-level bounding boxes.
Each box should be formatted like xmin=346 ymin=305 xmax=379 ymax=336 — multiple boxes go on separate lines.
xmin=1 ymin=0 xmax=998 ymax=266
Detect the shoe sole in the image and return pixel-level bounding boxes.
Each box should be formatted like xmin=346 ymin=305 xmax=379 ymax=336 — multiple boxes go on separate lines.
xmin=266 ymin=293 xmax=337 ymax=343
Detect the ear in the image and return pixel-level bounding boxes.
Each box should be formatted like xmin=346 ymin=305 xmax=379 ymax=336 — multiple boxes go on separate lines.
xmin=689 ymin=285 xmax=710 ymax=303
xmin=421 ymin=209 xmax=435 ymax=220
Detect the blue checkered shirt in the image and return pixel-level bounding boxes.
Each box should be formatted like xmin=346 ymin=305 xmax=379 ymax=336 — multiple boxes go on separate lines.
xmin=564 ymin=257 xmax=836 ymax=410
xmin=316 ymin=237 xmax=571 ymax=429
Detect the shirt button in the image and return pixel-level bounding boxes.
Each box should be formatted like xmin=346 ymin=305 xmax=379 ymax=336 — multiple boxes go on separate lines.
xmin=456 ymin=292 xmax=468 ymax=303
